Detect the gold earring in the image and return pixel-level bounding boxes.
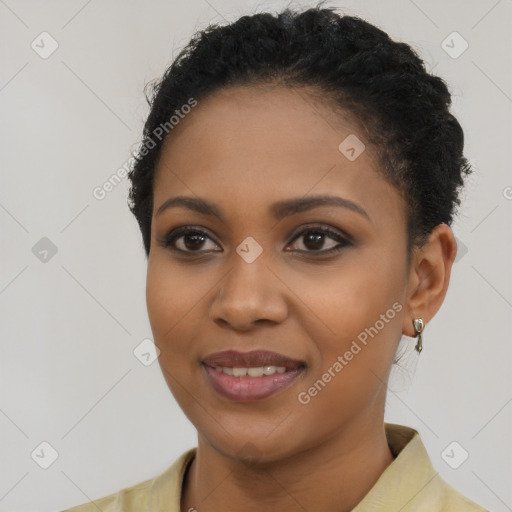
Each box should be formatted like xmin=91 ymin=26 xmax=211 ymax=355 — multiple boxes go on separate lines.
xmin=412 ymin=318 xmax=424 ymax=353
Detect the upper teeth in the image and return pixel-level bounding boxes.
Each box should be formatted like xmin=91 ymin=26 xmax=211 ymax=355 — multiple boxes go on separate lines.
xmin=214 ymin=366 xmax=287 ymax=377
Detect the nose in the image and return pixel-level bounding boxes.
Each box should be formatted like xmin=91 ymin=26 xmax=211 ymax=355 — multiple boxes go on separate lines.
xmin=209 ymin=256 xmax=288 ymax=331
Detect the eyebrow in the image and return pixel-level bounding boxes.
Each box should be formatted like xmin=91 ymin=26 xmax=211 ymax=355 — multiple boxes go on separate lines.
xmin=155 ymin=194 xmax=370 ymax=222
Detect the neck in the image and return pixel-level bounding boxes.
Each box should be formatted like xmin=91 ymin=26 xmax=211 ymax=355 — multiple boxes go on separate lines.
xmin=181 ymin=417 xmax=395 ymax=512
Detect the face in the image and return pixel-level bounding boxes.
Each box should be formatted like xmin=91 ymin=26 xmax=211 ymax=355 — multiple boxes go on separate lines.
xmin=146 ymin=85 xmax=411 ymax=462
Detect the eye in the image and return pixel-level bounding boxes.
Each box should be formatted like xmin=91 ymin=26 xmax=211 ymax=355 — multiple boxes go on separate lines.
xmin=157 ymin=224 xmax=352 ymax=255
xmin=158 ymin=226 xmax=220 ymax=253
xmin=286 ymin=225 xmax=352 ymax=254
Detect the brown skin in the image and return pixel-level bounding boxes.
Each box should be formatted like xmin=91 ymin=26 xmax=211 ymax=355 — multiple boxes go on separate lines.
xmin=145 ymin=85 xmax=457 ymax=512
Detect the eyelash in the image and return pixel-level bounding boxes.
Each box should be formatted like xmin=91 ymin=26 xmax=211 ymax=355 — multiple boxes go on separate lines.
xmin=157 ymin=224 xmax=353 ymax=256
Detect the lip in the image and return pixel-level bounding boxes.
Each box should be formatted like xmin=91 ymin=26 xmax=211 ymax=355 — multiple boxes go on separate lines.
xmin=202 ymin=350 xmax=305 ymax=370
xmin=202 ymin=350 xmax=306 ymax=402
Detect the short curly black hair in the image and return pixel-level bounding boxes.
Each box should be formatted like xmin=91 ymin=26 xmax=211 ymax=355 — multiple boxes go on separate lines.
xmin=127 ymin=3 xmax=471 ymax=261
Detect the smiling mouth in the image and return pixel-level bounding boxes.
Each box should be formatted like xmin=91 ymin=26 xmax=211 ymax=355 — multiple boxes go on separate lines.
xmin=209 ymin=365 xmax=291 ymax=377
xmin=201 ymin=350 xmax=306 ymax=401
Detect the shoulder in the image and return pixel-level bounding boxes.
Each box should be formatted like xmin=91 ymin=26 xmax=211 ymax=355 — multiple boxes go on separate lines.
xmin=432 ymin=476 xmax=489 ymax=512
xmin=59 ymin=448 xmax=196 ymax=512
xmin=59 ymin=479 xmax=153 ymax=512
xmin=373 ymin=424 xmax=490 ymax=512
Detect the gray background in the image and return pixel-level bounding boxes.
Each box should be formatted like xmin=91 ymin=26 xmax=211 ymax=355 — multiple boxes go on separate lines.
xmin=0 ymin=0 xmax=510 ymax=510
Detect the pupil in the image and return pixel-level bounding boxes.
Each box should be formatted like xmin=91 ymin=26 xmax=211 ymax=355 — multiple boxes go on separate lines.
xmin=305 ymin=233 xmax=324 ymax=250
xmin=185 ymin=234 xmax=205 ymax=250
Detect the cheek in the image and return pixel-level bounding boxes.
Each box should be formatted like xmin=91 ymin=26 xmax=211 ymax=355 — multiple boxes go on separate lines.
xmin=146 ymin=260 xmax=171 ymax=338
xmin=146 ymin=259 xmax=205 ymax=405
xmin=146 ymin=256 xmax=219 ymax=372
xmin=320 ymin=253 xmax=403 ymax=333
xmin=297 ymin=300 xmax=401 ymax=436
xmin=304 ymin=250 xmax=404 ymax=393
xmin=146 ymin=258 xmax=194 ymax=353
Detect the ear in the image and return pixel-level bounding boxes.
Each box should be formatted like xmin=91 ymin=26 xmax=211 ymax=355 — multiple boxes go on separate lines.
xmin=402 ymin=223 xmax=458 ymax=337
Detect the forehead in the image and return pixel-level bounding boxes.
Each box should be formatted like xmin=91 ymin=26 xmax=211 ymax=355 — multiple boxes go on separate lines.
xmin=152 ymin=85 xmax=403 ymax=225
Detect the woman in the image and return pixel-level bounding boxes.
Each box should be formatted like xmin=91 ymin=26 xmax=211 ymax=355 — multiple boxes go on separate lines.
xmin=63 ymin=4 xmax=488 ymax=511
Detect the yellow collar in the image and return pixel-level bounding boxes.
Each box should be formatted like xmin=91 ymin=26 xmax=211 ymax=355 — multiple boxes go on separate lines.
xmin=148 ymin=423 xmax=485 ymax=512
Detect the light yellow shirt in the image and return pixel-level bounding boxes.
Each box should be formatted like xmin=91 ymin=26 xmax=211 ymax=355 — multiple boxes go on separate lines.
xmin=61 ymin=423 xmax=488 ymax=511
